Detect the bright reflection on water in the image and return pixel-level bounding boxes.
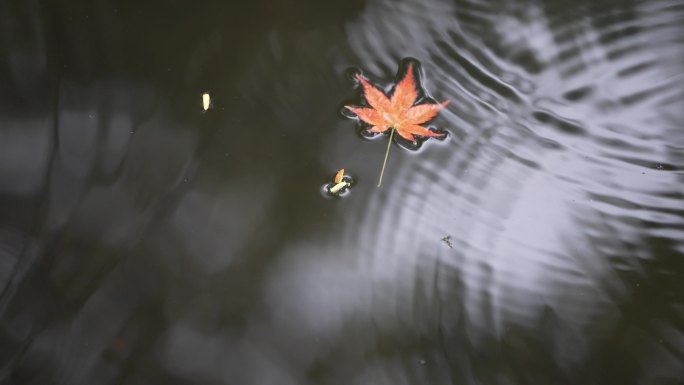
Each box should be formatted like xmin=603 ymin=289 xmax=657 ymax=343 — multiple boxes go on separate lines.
xmin=1 ymin=0 xmax=683 ymax=384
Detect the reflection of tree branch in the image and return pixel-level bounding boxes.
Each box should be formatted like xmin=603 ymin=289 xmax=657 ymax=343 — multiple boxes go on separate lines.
xmin=432 ymin=249 xmax=455 ymax=380
xmin=0 ymin=29 xmax=61 ymax=313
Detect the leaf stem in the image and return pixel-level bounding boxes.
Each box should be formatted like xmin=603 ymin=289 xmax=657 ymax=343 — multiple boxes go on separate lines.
xmin=377 ymin=126 xmax=395 ymax=188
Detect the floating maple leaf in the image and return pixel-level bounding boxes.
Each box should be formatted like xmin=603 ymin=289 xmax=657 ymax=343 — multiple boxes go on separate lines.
xmin=345 ymin=63 xmax=448 ymax=144
xmin=343 ymin=61 xmax=449 ymax=187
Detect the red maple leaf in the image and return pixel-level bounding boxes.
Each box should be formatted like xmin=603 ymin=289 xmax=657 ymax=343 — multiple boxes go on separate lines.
xmin=345 ymin=63 xmax=448 ymax=143
xmin=344 ymin=62 xmax=449 ymax=187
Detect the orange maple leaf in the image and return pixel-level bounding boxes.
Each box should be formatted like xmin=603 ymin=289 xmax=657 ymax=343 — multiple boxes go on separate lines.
xmin=344 ymin=62 xmax=449 ymax=187
xmin=345 ymin=63 xmax=448 ymax=144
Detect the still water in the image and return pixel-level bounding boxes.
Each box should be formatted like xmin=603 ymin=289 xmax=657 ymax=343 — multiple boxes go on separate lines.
xmin=1 ymin=0 xmax=684 ymax=384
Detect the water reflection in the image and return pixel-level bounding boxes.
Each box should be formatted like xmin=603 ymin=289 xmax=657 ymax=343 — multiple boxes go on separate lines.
xmin=1 ymin=0 xmax=683 ymax=384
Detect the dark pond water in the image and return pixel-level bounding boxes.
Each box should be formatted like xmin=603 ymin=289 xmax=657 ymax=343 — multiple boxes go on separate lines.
xmin=2 ymin=0 xmax=684 ymax=384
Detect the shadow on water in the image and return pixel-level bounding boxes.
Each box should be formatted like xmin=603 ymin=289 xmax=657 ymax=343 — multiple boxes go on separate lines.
xmin=1 ymin=0 xmax=684 ymax=384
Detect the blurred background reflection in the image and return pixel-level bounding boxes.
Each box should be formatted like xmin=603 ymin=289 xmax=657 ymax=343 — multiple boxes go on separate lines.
xmin=1 ymin=0 xmax=683 ymax=384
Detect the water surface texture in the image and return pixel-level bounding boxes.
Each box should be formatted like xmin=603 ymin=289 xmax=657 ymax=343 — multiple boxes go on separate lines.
xmin=1 ymin=0 xmax=684 ymax=384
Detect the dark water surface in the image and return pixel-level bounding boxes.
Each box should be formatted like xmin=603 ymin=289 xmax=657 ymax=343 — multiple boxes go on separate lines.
xmin=2 ymin=0 xmax=684 ymax=384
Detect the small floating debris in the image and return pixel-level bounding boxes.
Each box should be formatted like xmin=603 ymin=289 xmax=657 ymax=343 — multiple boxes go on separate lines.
xmin=202 ymin=92 xmax=211 ymax=111
xmin=330 ymin=169 xmax=349 ymax=193
xmin=441 ymin=235 xmax=454 ymax=249
xmin=324 ymin=168 xmax=354 ymax=197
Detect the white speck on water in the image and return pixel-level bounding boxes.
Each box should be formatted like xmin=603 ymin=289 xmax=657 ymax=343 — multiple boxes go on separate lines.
xmin=202 ymin=92 xmax=211 ymax=111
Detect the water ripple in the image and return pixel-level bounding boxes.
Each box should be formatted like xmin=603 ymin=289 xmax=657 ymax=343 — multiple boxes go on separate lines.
xmin=343 ymin=0 xmax=684 ymax=382
xmin=2 ymin=0 xmax=683 ymax=383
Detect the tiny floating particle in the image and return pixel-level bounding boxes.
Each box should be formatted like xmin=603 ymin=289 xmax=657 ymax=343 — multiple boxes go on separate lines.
xmin=202 ymin=92 xmax=211 ymax=111
xmin=329 ymin=169 xmax=349 ymax=194
xmin=326 ymin=168 xmax=353 ymax=196
xmin=441 ymin=235 xmax=454 ymax=249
